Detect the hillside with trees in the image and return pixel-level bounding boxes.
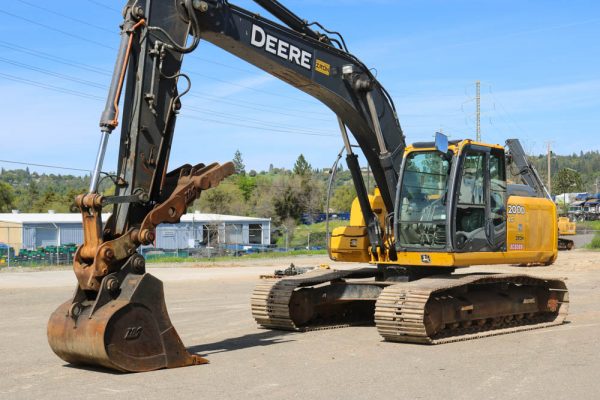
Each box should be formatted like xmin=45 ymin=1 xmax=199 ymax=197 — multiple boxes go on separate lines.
xmin=530 ymin=150 xmax=600 ymax=194
xmin=1 ymin=149 xmax=598 ymax=220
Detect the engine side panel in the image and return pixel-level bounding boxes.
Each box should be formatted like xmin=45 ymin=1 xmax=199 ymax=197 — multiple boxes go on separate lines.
xmin=506 ymin=196 xmax=557 ymax=255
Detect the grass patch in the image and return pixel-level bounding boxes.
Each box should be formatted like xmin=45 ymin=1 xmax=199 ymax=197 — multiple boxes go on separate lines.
xmin=145 ymin=249 xmax=328 ymax=264
xmin=585 ymin=234 xmax=600 ymax=250
xmin=1 ymin=250 xmax=330 ymax=267
xmin=278 ymin=220 xmax=348 ymax=248
xmin=582 ymin=221 xmax=600 ymax=231
xmin=0 ymin=264 xmax=71 ymax=271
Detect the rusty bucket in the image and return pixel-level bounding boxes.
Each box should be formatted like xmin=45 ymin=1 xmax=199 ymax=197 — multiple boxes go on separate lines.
xmin=48 ymin=272 xmax=207 ymax=372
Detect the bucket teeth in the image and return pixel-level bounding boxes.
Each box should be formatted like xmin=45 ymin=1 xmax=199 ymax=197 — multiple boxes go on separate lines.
xmin=47 ymin=273 xmax=206 ymax=372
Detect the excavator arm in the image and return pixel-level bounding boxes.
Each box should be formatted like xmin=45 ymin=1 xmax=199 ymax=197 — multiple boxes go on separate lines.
xmin=505 ymin=139 xmax=551 ymax=199
xmin=76 ymin=0 xmax=407 ymax=291
xmin=48 ymin=0 xmax=406 ymax=372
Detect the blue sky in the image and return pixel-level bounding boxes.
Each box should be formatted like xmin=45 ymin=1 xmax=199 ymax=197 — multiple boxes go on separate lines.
xmin=0 ymin=0 xmax=598 ymax=175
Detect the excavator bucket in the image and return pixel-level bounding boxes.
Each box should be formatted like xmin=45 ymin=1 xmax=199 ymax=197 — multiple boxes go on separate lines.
xmin=47 ymin=162 xmax=235 ymax=372
xmin=48 ymin=266 xmax=207 ymax=372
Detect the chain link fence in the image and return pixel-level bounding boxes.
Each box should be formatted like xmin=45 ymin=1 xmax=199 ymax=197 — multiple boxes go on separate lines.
xmin=141 ymin=224 xmax=275 ymax=261
xmin=0 ymin=225 xmax=79 ymax=267
xmin=0 ymin=223 xmax=330 ymax=267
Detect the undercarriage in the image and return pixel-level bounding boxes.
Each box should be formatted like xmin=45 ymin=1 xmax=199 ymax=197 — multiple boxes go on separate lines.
xmin=252 ymin=268 xmax=569 ymax=343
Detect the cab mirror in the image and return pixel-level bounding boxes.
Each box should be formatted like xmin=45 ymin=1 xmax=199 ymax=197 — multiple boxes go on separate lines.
xmin=435 ymin=132 xmax=449 ymax=153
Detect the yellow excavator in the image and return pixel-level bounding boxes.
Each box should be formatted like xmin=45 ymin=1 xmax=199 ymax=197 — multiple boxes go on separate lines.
xmin=48 ymin=0 xmax=568 ymax=372
xmin=558 ymin=217 xmax=576 ymax=250
xmin=252 ymin=138 xmax=568 ymax=343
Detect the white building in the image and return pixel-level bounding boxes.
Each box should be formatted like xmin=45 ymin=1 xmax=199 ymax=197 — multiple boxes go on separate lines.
xmin=0 ymin=211 xmax=271 ymax=251
xmin=154 ymin=211 xmax=271 ymax=249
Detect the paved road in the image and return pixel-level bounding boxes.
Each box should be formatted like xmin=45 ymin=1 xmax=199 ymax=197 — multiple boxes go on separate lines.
xmin=1 ymin=252 xmax=599 ymax=400
xmin=571 ymin=233 xmax=596 ymax=248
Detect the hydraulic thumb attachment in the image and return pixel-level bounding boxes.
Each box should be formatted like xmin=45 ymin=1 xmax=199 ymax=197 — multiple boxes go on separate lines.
xmin=48 ymin=161 xmax=235 ymax=372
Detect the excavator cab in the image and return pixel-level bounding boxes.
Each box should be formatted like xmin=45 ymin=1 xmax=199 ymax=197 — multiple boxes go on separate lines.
xmin=330 ymin=138 xmax=556 ymax=267
xmin=389 ymin=138 xmax=559 ymax=268
xmin=395 ymin=139 xmax=507 ymax=254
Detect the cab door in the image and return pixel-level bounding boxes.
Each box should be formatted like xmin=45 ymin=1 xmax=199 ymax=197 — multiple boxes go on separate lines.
xmin=452 ymin=145 xmax=506 ymax=252
xmin=487 ymin=148 xmax=507 ymax=250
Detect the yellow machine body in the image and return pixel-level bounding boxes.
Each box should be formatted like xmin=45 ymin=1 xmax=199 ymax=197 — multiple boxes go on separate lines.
xmin=329 ymin=140 xmax=559 ymax=268
xmin=389 ymin=195 xmax=558 ymax=267
xmin=558 ymin=217 xmax=577 ymax=236
xmin=330 ymin=188 xmax=386 ymax=262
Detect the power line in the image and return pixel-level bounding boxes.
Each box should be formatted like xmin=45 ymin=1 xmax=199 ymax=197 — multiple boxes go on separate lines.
xmin=186 ymin=69 xmax=318 ymax=105
xmin=0 ymin=56 xmax=106 ymax=89
xmin=190 ymin=54 xmax=266 ymax=75
xmin=0 ymin=71 xmax=104 ymax=101
xmin=0 ymin=7 xmax=344 ymax=131
xmin=85 ymin=0 xmax=121 ymax=13
xmin=0 ymin=70 xmax=338 ymax=138
xmin=0 ymin=40 xmax=111 ymax=76
xmin=0 ymin=55 xmax=333 ymax=134
xmin=187 ymin=93 xmax=333 ymax=122
xmin=180 ymin=114 xmax=337 ymax=137
xmin=183 ymin=104 xmax=335 ymax=136
xmin=0 ymin=9 xmax=113 ymax=51
xmin=0 ymin=39 xmax=327 ymax=117
xmin=16 ymin=0 xmax=116 ymax=34
xmin=1 ymin=7 xmax=330 ymax=106
xmin=0 ymin=159 xmax=91 ymax=173
xmin=15 ymin=0 xmax=260 ymax=78
xmin=485 ymin=85 xmax=529 ymax=137
xmin=0 ymin=39 xmax=331 ymax=117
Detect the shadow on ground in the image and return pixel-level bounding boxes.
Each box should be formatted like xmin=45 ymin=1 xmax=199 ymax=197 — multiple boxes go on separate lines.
xmin=188 ymin=329 xmax=296 ymax=356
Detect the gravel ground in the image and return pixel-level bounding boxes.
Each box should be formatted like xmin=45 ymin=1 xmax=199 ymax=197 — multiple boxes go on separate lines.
xmin=0 ymin=251 xmax=599 ymax=400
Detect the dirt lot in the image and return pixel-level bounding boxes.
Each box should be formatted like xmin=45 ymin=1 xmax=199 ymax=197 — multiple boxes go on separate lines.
xmin=1 ymin=251 xmax=599 ymax=400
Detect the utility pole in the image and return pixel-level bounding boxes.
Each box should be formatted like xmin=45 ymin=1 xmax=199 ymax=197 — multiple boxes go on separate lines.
xmin=476 ymin=80 xmax=481 ymax=142
xmin=546 ymin=142 xmax=552 ymax=194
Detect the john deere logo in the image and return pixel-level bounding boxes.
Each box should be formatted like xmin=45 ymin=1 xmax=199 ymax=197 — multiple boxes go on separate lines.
xmin=421 ymin=254 xmax=431 ymax=264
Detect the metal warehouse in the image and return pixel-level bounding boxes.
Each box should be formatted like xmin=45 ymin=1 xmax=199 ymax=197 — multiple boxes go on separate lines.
xmin=0 ymin=212 xmax=110 ymax=251
xmin=0 ymin=211 xmax=271 ymax=251
xmin=153 ymin=211 xmax=271 ymax=249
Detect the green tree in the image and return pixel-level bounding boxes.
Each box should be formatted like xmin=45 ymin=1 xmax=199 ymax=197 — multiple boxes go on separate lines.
xmin=293 ymin=154 xmax=312 ymax=176
xmin=32 ymin=189 xmax=70 ymax=212
xmin=233 ymin=149 xmax=245 ymax=175
xmin=298 ymin=176 xmax=324 ymax=216
xmin=236 ymin=174 xmax=256 ymax=202
xmin=14 ymin=180 xmax=40 ymax=212
xmin=200 ymin=187 xmax=233 ymax=214
xmin=0 ymin=182 xmax=15 ymax=212
xmin=273 ymin=184 xmax=303 ymax=221
xmin=331 ymin=184 xmax=356 ymax=212
xmin=197 ymin=183 xmax=247 ymax=215
xmin=553 ymin=168 xmax=584 ymax=195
